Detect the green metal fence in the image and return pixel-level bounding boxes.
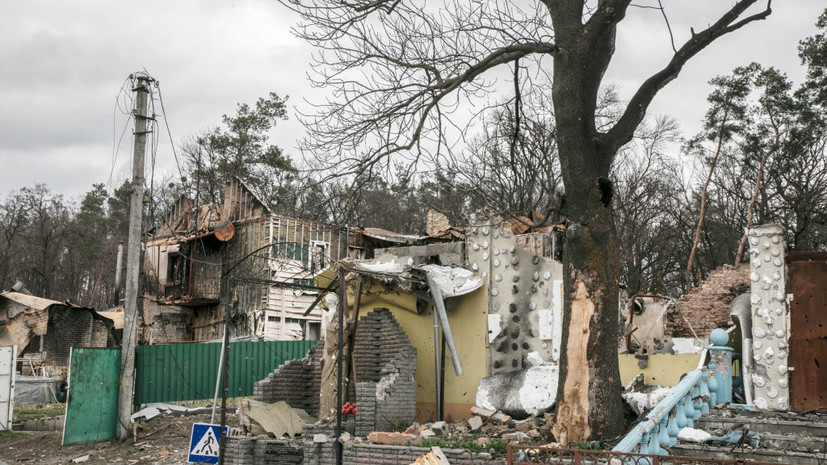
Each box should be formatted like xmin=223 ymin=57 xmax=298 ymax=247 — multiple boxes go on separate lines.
xmin=134 ymin=340 xmax=318 ymax=404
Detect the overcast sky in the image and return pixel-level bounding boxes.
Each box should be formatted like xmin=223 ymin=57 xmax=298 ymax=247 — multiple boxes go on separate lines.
xmin=1 ymin=1 xmax=824 ymax=202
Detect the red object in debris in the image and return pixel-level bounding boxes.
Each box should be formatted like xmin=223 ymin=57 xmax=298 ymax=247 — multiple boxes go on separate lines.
xmin=341 ymin=402 xmax=358 ymax=415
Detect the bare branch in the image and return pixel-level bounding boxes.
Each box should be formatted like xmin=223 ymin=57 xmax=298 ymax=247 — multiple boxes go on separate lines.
xmin=605 ymin=0 xmax=772 ymax=153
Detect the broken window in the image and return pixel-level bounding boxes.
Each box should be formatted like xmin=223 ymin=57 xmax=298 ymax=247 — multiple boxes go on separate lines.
xmin=309 ymin=241 xmax=329 ymax=273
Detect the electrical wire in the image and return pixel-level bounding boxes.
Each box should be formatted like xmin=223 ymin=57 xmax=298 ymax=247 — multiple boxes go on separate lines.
xmin=108 ymin=76 xmax=136 ymax=190
xmin=155 ymin=82 xmax=185 ymax=179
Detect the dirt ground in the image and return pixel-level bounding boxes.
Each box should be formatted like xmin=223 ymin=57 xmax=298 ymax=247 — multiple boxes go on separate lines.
xmin=0 ymin=411 xmax=238 ymax=465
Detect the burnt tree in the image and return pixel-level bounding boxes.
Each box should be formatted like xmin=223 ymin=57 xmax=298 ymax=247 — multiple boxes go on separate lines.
xmin=281 ymin=0 xmax=773 ymax=441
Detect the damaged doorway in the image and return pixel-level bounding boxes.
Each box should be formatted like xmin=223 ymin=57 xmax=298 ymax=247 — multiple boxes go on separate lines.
xmin=788 ymin=252 xmax=827 ymax=411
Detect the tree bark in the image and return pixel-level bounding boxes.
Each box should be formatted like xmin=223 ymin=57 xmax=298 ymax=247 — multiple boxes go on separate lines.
xmin=552 ymin=174 xmax=625 ymax=442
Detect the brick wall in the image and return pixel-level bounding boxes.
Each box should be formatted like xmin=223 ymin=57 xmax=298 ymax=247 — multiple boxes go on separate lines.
xmin=352 ymin=308 xmax=417 ymax=435
xmin=668 ymin=263 xmax=750 ymax=338
xmin=254 ymin=343 xmax=323 ymax=414
xmin=43 ymin=307 xmax=100 ymax=366
xmin=253 ymin=308 xmax=416 ymax=435
xmin=90 ymin=319 xmax=110 ymax=347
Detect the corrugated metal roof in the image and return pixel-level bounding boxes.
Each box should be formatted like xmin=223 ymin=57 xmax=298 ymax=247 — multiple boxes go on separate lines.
xmin=0 ymin=291 xmax=88 ymax=311
xmin=97 ymin=310 xmax=125 ymax=329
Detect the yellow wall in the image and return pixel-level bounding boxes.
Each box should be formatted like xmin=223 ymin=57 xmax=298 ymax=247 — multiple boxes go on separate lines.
xmin=351 ymin=282 xmax=488 ymax=423
xmin=618 ymin=353 xmax=701 ymax=387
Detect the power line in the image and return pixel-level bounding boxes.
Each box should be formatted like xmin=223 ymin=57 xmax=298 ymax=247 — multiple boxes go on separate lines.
xmin=155 ymin=82 xmax=185 ymax=179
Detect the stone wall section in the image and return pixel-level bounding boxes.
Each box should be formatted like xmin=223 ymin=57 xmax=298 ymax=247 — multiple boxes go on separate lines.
xmin=668 ymin=263 xmax=750 ymax=338
xmin=253 ymin=343 xmax=323 ymax=414
xmin=747 ymin=224 xmax=790 ymax=410
xmin=140 ymin=298 xmax=194 ymax=343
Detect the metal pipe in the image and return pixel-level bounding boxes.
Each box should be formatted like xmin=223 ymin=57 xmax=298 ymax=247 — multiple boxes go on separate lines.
xmin=433 ymin=304 xmax=442 ymax=421
xmin=426 ymin=274 xmax=463 ymax=376
xmin=335 ymin=267 xmax=346 ymax=465
xmin=439 ymin=329 xmax=446 ymax=421
xmin=210 ymin=323 xmax=227 ymax=424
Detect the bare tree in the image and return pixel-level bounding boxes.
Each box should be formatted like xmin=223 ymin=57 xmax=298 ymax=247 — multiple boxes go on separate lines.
xmin=282 ymin=0 xmax=773 ymax=441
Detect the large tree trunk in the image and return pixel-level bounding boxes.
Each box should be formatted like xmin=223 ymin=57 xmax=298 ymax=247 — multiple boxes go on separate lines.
xmin=552 ymin=174 xmax=625 ymax=443
xmin=549 ymin=15 xmax=626 ymax=442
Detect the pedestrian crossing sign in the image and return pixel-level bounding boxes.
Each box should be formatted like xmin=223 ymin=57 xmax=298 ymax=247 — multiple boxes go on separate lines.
xmin=188 ymin=423 xmax=228 ymax=464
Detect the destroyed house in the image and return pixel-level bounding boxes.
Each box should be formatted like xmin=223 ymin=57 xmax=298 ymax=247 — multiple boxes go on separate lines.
xmin=143 ymin=178 xmax=400 ymax=343
xmin=0 ymin=290 xmax=117 ymax=376
xmin=256 ymin=213 xmax=569 ymax=423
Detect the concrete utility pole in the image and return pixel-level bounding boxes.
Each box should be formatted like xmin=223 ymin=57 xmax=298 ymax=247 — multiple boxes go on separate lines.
xmin=118 ymin=74 xmax=153 ymax=439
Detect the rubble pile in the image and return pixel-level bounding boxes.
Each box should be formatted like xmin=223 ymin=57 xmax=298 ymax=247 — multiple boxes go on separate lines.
xmin=361 ymin=406 xmax=557 ymax=450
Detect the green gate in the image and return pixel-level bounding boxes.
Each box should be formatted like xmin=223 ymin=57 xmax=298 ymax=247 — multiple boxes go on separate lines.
xmin=63 ymin=348 xmax=121 ymax=445
xmin=135 ymin=340 xmax=317 ymax=404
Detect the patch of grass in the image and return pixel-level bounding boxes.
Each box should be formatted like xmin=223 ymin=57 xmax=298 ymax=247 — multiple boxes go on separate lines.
xmin=0 ymin=430 xmax=26 ymax=440
xmin=13 ymin=404 xmax=64 ymax=422
xmin=570 ymin=440 xmax=601 ymax=450
xmin=420 ymin=437 xmax=508 ymax=454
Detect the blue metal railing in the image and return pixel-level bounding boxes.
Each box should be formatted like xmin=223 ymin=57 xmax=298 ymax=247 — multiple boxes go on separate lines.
xmin=613 ymin=340 xmax=734 ymax=456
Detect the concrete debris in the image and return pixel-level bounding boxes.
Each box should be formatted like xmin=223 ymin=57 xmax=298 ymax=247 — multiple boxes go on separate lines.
xmin=365 ymin=407 xmax=558 ymax=449
xmin=622 ymin=386 xmax=671 ymax=416
xmin=678 ymin=427 xmax=713 ymax=443
xmin=410 ymin=446 xmax=451 ymax=465
xmin=475 ymin=365 xmax=559 ymax=418
xmin=429 ymin=421 xmax=447 ymax=436
xmin=131 ymin=403 xmax=210 ymax=423
xmin=467 ymin=416 xmax=483 ymax=431
xmin=240 ymin=400 xmax=313 ymax=438
xmin=71 ymin=455 xmax=90 ymax=463
xmin=501 ymin=431 xmax=529 ymax=442
xmin=420 ymin=429 xmax=436 ymax=438
xmin=338 ymin=432 xmax=352 ymax=444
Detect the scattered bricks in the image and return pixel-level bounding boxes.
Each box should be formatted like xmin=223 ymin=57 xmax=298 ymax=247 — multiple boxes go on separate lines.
xmin=527 ymin=430 xmax=541 ymax=439
xmin=420 ymin=429 xmax=436 ymax=439
xmin=368 ymin=432 xmax=420 ymax=445
xmin=501 ymin=431 xmax=529 ymax=443
xmin=491 ymin=412 xmax=511 ymax=423
xmin=513 ymin=419 xmax=534 ymax=432
xmin=314 ymin=433 xmax=328 ymax=443
xmin=470 ymin=406 xmax=496 ymax=418
xmin=467 ymin=416 xmax=483 ymax=432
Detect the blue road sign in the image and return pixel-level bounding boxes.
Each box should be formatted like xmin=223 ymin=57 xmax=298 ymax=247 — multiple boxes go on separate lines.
xmin=188 ymin=423 xmax=228 ymax=464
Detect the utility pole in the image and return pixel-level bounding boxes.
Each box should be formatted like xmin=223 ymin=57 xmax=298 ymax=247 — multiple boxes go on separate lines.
xmin=118 ymin=74 xmax=153 ymax=439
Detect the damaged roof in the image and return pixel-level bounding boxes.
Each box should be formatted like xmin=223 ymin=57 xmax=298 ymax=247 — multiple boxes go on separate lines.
xmin=318 ymin=256 xmax=483 ymax=299
xmin=361 ymin=227 xmax=427 ymax=245
xmin=0 ymin=291 xmax=91 ymax=312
